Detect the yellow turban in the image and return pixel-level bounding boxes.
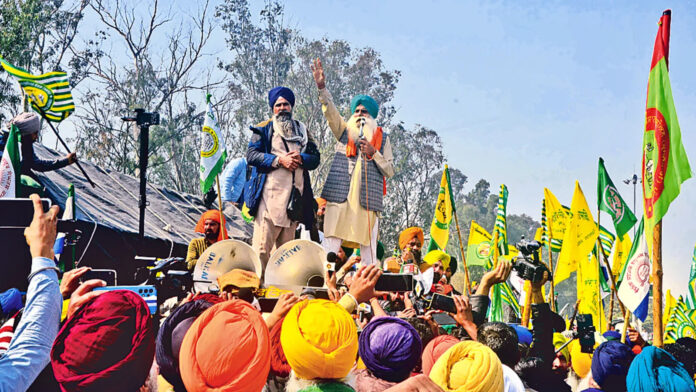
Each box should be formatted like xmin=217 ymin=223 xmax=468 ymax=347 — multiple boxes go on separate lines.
xmin=568 ymin=339 xmax=594 ymax=378
xmin=280 ymin=299 xmax=358 ymax=380
xmin=423 ymin=250 xmax=451 ymax=270
xmin=429 ymin=341 xmax=504 ymax=392
xmin=553 ymin=333 xmax=570 ymax=362
xmin=399 ymin=227 xmax=424 ymax=250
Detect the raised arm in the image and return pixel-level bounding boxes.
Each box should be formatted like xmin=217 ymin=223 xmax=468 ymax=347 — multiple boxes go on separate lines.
xmin=312 ymin=58 xmax=346 ymax=140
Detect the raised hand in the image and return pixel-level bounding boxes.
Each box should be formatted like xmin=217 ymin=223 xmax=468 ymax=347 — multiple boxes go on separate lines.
xmin=60 ymin=267 xmax=91 ymax=299
xmin=24 ymin=193 xmax=60 ymax=259
xmin=310 ymin=58 xmax=326 ymax=90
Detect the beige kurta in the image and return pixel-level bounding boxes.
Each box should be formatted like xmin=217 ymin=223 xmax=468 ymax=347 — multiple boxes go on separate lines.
xmin=318 ymin=88 xmax=394 ymax=246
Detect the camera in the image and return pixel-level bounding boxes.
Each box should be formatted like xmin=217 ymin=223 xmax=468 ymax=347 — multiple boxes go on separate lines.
xmin=122 ymin=108 xmax=160 ymax=127
xmin=576 ymin=314 xmax=596 ymax=353
xmin=512 ymin=237 xmax=548 ymax=283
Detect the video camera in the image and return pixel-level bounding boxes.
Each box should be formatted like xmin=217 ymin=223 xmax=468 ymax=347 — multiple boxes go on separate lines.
xmin=121 ymin=108 xmax=160 ymax=127
xmin=512 ymin=237 xmax=548 ymax=283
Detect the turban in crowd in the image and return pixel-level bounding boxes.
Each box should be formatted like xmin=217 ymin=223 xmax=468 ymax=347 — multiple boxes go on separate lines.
xmin=422 ymin=335 xmax=459 ymax=376
xmin=510 ymin=324 xmax=532 ymax=346
xmin=281 ymin=299 xmax=358 ymax=380
xmin=217 ymin=269 xmax=260 ymax=291
xmin=552 ymin=333 xmax=570 ymax=361
xmin=156 ymin=295 xmax=222 ymax=391
xmin=268 ymin=86 xmax=295 ymax=108
xmin=10 ymin=112 xmax=40 ymax=135
xmin=626 ymin=345 xmax=696 ymax=392
xmin=502 ymin=364 xmax=525 ymax=392
xmin=315 ymin=197 xmax=327 ymax=208
xmin=269 ymin=317 xmax=292 ymax=378
xmin=591 ymin=340 xmax=635 ymax=391
xmin=350 ymin=94 xmax=379 ymax=118
xmin=569 ymin=339 xmax=593 ymax=378
xmin=297 ymin=382 xmax=355 ymax=392
xmin=179 ymin=300 xmax=270 ymax=392
xmin=429 ymin=341 xmax=504 ymax=392
xmin=51 ymin=290 xmax=155 ymax=392
xmin=398 ymin=227 xmax=424 ymax=250
xmin=194 ymin=209 xmax=229 ymax=242
xmin=422 ymin=250 xmax=451 ymax=270
xmin=0 ymin=288 xmax=22 ymax=317
xmin=359 ymin=316 xmax=422 ymax=382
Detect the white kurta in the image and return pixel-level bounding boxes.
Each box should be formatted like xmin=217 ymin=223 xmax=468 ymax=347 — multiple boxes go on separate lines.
xmin=318 ymin=88 xmax=394 ymax=246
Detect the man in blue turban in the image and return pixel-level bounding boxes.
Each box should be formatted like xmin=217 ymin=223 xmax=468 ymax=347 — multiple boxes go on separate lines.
xmin=245 ymin=86 xmax=320 ymax=277
xmin=626 ymin=345 xmax=695 ymax=392
xmin=311 ymin=59 xmax=394 ymax=266
xmin=587 ymin=340 xmax=634 ymax=391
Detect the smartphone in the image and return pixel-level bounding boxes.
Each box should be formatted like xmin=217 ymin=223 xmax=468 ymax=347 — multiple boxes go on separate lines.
xmin=93 ymin=285 xmax=157 ymax=315
xmin=431 ymin=312 xmax=457 ymax=325
xmin=258 ymin=297 xmax=278 ymax=313
xmin=0 ymin=198 xmax=51 ymax=227
xmin=80 ymin=269 xmax=117 ymax=286
xmin=375 ymin=273 xmax=414 ymax=292
xmin=429 ymin=293 xmax=457 ymax=313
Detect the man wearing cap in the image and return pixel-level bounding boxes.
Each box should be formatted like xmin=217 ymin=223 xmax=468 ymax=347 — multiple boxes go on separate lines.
xmin=244 ymin=87 xmax=320 ymax=276
xmin=311 ymin=59 xmax=395 ymax=266
xmin=186 ymin=209 xmax=229 ymax=270
xmin=0 ymin=112 xmax=77 ymax=177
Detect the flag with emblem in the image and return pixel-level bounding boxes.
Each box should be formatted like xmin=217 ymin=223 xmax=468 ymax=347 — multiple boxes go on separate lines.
xmin=554 ymin=181 xmax=599 ymax=285
xmin=687 ymin=244 xmax=696 ymax=309
xmin=617 ymin=219 xmax=651 ymax=321
xmin=0 ymin=125 xmax=20 ymax=198
xmin=642 ymin=11 xmax=692 ymax=253
xmin=466 ymin=220 xmax=492 ymax=267
xmin=199 ymin=94 xmax=227 ymax=193
xmin=664 ymin=295 xmax=696 ymax=343
xmin=544 ymin=188 xmax=571 ymax=252
xmin=0 ymin=58 xmax=75 ymax=121
xmin=427 ymin=166 xmax=455 ymax=252
xmin=598 ymin=158 xmax=637 ymax=239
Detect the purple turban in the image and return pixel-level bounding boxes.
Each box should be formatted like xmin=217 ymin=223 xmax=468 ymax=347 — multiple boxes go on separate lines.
xmin=359 ymin=316 xmax=422 ymax=382
xmin=268 ymin=87 xmax=295 ymax=108
xmin=592 ymin=340 xmax=635 ymax=391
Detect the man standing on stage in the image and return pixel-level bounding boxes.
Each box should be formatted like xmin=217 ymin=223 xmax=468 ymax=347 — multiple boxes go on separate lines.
xmin=244 ymin=87 xmax=320 ymax=275
xmin=311 ymin=59 xmax=395 ymax=265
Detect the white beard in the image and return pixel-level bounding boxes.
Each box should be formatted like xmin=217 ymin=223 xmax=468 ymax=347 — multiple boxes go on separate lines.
xmin=345 ymin=115 xmax=377 ymax=143
xmin=284 ymin=370 xmax=356 ymax=392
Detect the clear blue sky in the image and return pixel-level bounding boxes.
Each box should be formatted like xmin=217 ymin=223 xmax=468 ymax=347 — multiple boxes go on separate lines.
xmin=278 ymin=1 xmax=696 ymax=296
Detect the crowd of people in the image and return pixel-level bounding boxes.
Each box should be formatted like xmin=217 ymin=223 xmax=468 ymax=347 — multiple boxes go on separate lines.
xmin=2 ymin=195 xmax=696 ymax=391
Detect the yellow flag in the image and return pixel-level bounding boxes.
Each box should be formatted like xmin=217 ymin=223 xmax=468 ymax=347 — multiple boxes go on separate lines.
xmin=427 ymin=166 xmax=455 ymax=252
xmin=555 ymin=181 xmax=599 ymax=285
xmin=466 ymin=220 xmax=492 ymax=266
xmin=544 ymin=188 xmax=571 ymax=242
xmin=577 ymin=252 xmax=606 ymax=333
xmin=663 ymin=289 xmax=676 ymax=333
xmin=612 ymin=233 xmax=632 ymax=280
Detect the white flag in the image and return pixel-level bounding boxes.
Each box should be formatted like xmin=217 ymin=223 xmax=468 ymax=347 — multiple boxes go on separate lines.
xmin=617 ymin=219 xmax=651 ymax=321
xmin=199 ymin=95 xmax=226 ymax=193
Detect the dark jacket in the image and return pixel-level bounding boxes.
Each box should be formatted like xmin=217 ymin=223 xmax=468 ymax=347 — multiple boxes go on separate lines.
xmin=0 ymin=131 xmax=70 ymax=175
xmin=244 ymin=119 xmax=320 ymax=227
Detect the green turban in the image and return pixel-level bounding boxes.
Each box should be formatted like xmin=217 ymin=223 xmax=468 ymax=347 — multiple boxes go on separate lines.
xmin=350 ymin=95 xmax=378 ymax=118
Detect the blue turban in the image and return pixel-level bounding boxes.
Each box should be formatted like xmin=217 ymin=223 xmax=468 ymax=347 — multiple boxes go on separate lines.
xmin=627 ymin=345 xmax=696 ymax=392
xmin=350 ymin=95 xmax=378 ymax=118
xmin=268 ymin=86 xmax=295 ymax=108
xmin=510 ymin=324 xmax=533 ymax=346
xmin=591 ymin=341 xmax=635 ymax=391
xmin=359 ymin=316 xmax=421 ymax=382
xmin=0 ymin=288 xmax=22 ymax=317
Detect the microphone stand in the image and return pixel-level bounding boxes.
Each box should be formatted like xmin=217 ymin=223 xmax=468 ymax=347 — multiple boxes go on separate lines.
xmin=358 ymin=118 xmax=375 ymax=266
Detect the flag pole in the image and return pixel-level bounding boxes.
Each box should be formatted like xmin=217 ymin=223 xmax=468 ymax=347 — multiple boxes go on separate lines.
xmin=31 ymin=102 xmax=96 ymax=188
xmin=546 ymin=205 xmax=556 ymax=311
xmin=521 ymin=280 xmax=533 ymax=327
xmin=215 ymin=174 xmax=227 ymax=240
xmin=652 ymin=221 xmax=664 ymax=347
xmin=621 ymin=308 xmax=632 ymax=344
xmin=452 ymin=210 xmax=472 ymax=296
xmin=596 ymin=209 xmax=609 ymax=331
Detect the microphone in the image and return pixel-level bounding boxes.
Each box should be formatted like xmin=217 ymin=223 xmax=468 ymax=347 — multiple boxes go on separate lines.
xmin=327 ymin=252 xmax=339 ymax=263
xmin=358 ymin=117 xmax=366 ymax=138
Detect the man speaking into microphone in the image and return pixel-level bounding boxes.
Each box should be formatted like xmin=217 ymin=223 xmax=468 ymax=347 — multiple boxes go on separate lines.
xmin=311 ymin=58 xmax=395 ymax=266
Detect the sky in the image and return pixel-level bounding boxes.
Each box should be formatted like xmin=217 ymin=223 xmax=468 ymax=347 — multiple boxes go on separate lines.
xmin=43 ymin=0 xmax=696 ymax=297
xmin=272 ymin=0 xmax=696 ymax=296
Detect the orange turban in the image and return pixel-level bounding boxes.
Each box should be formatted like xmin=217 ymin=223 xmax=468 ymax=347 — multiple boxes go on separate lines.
xmin=315 ymin=197 xmax=327 ymax=208
xmin=194 ymin=210 xmax=229 ymax=242
xmin=179 ymin=300 xmax=270 ymax=392
xmin=399 ymin=227 xmax=424 ymax=250
xmin=280 ymin=299 xmax=358 ymax=380
xmin=422 ymin=335 xmax=460 ymax=376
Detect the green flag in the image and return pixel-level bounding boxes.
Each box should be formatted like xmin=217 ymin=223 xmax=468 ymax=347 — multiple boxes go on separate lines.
xmin=199 ymin=94 xmax=227 ymax=193
xmin=598 ymin=158 xmax=637 ymax=238
xmin=0 ymin=125 xmax=20 ymax=198
xmin=642 ymin=11 xmax=692 ymax=252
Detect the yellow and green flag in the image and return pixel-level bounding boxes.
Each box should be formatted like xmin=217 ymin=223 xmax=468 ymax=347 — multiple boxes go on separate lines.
xmin=554 ymin=181 xmax=599 ymax=285
xmin=664 ymin=295 xmax=696 ymax=343
xmin=0 ymin=58 xmax=75 ymax=121
xmin=466 ymin=220 xmax=492 ymax=266
xmin=427 ymin=165 xmax=455 ymax=253
xmin=577 ymin=251 xmax=606 ymax=333
xmin=612 ymin=233 xmax=632 ymax=283
xmin=642 ymin=11 xmax=692 ymax=253
xmin=687 ymin=244 xmax=696 ymax=309
xmin=544 ymin=188 xmax=571 ymax=250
